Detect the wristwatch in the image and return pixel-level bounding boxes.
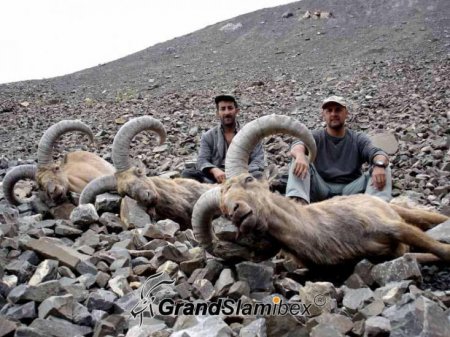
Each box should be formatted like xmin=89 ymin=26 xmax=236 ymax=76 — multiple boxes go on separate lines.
xmin=373 ymin=160 xmax=387 ymax=168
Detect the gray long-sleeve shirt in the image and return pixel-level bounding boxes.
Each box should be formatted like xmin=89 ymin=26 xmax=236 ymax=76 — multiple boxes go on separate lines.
xmin=294 ymin=128 xmax=387 ymax=184
xmin=196 ymin=123 xmax=265 ymax=173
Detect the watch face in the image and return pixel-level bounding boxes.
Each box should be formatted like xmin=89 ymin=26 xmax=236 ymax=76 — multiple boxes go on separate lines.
xmin=375 ymin=161 xmax=386 ymax=167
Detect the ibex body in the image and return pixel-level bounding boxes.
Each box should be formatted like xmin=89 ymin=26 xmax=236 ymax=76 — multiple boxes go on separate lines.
xmin=3 ymin=120 xmax=114 ymax=205
xmin=115 ymin=167 xmax=212 ymax=228
xmin=80 ymin=116 xmax=214 ymax=229
xmin=220 ymin=173 xmax=450 ymax=265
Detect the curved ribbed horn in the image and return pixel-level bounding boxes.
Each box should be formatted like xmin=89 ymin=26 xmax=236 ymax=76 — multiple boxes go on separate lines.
xmin=2 ymin=165 xmax=37 ymax=205
xmin=192 ymin=187 xmax=222 ymax=254
xmin=225 ymin=114 xmax=316 ymax=178
xmin=38 ymin=120 xmax=94 ymax=167
xmin=79 ymin=175 xmax=117 ymax=205
xmin=112 ymin=116 xmax=166 ymax=172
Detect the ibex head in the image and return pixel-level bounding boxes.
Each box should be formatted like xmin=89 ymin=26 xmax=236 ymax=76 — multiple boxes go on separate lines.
xmin=3 ymin=120 xmax=94 ymax=205
xmin=36 ymin=162 xmax=69 ymax=202
xmin=220 ymin=174 xmax=270 ymax=238
xmin=79 ymin=116 xmax=166 ymax=212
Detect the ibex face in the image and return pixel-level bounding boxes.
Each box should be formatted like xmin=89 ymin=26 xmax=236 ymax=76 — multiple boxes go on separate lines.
xmin=116 ymin=167 xmax=160 ymax=212
xmin=221 ymin=174 xmax=269 ymax=238
xmin=36 ymin=163 xmax=69 ymax=202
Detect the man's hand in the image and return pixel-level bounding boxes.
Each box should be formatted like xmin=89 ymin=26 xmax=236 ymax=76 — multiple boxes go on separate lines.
xmin=210 ymin=168 xmax=226 ymax=183
xmin=371 ymin=166 xmax=386 ymax=190
xmin=293 ymin=153 xmax=309 ymax=179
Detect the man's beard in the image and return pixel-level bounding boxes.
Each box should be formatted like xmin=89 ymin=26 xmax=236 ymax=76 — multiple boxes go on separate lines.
xmin=328 ymin=121 xmax=344 ymax=130
xmin=221 ymin=116 xmax=236 ymax=127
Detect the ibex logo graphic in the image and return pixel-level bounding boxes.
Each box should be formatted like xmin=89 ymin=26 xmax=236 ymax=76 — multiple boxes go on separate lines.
xmin=130 ymin=272 xmax=175 ymax=326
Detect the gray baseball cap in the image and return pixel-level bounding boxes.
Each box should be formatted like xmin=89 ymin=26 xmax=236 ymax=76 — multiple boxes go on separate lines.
xmin=322 ymin=95 xmax=347 ymax=108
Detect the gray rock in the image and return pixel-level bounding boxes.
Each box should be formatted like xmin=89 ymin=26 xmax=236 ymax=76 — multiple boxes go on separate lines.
xmin=240 ymin=318 xmax=267 ymax=337
xmin=299 ymin=282 xmax=338 ymax=316
xmin=21 ymin=280 xmax=65 ymax=303
xmin=373 ymin=281 xmax=411 ymax=305
xmin=108 ymin=275 xmax=132 ymax=297
xmin=86 ymin=289 xmax=117 ymax=311
xmin=62 ymin=284 xmax=89 ymax=302
xmin=99 ymin=212 xmax=126 ymax=231
xmin=0 ymin=204 xmax=19 ymax=224
xmin=371 ymin=255 xmax=422 ymax=286
xmin=0 ymin=316 xmax=18 ymax=337
xmin=54 ymin=223 xmax=83 ymax=236
xmin=161 ymin=243 xmax=190 ymax=263
xmin=120 ymin=196 xmax=151 ymax=229
xmin=310 ymin=323 xmax=344 ymax=337
xmin=91 ymin=309 xmax=108 ymax=324
xmin=312 ymin=313 xmax=353 ymax=334
xmin=215 ymin=268 xmax=235 ymax=296
xmin=370 ymin=132 xmax=399 ymax=155
xmin=383 ymin=295 xmax=450 ymax=337
xmin=28 ymin=259 xmax=59 ymax=286
xmin=144 ymin=219 xmax=180 ymax=239
xmin=114 ymin=291 xmax=139 ymax=313
xmin=265 ymin=314 xmax=305 ymax=337
xmin=192 ymin=279 xmax=215 ymax=300
xmin=282 ymin=11 xmax=294 ymax=18
xmin=70 ymin=203 xmax=99 ymax=225
xmin=30 ymin=316 xmax=92 ymax=337
xmin=23 ymin=238 xmax=90 ymax=270
xmin=236 ymin=262 xmax=274 ymax=292
xmin=2 ymin=301 xmax=36 ymax=320
xmin=5 ymin=259 xmax=35 ymax=283
xmin=72 ymin=302 xmax=92 ymax=326
xmin=353 ymin=259 xmax=375 ymax=286
xmin=38 ymin=294 xmax=74 ymax=319
xmin=359 ymin=298 xmax=385 ymax=318
xmin=92 ymin=314 xmax=126 ymax=337
xmin=76 ymin=259 xmax=98 ymax=275
xmin=427 ymin=219 xmax=450 ymax=243
xmin=14 ymin=326 xmax=47 ymax=337
xmin=126 ymin=320 xmax=167 ymax=337
xmin=364 ymin=316 xmax=391 ymax=337
xmin=171 ymin=316 xmax=233 ymax=337
xmin=342 ymin=287 xmax=375 ymax=311
xmin=95 ymin=192 xmax=121 ymax=213
xmin=212 ymin=217 xmax=238 ymax=241
xmin=95 ymin=271 xmax=111 ymax=288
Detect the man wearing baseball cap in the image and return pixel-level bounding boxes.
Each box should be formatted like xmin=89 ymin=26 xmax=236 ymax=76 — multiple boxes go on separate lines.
xmin=286 ymin=95 xmax=392 ymax=204
xmin=182 ymin=94 xmax=264 ymax=183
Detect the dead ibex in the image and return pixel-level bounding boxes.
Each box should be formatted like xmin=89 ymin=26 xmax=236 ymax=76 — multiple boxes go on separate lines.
xmin=3 ymin=120 xmax=115 ymax=205
xmin=192 ymin=115 xmax=450 ymax=265
xmin=79 ymin=116 xmax=213 ymax=229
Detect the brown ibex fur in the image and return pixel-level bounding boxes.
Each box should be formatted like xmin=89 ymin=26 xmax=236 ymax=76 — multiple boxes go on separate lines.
xmin=220 ymin=174 xmax=450 ymax=266
xmin=116 ymin=168 xmax=213 ymax=229
xmin=37 ymin=151 xmax=114 ymax=202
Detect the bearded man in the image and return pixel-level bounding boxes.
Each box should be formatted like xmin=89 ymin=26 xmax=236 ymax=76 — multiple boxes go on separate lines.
xmin=182 ymin=94 xmax=264 ymax=183
xmin=287 ymin=95 xmax=392 ymax=204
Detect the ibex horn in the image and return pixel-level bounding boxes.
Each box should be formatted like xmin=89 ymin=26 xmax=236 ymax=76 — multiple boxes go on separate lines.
xmin=78 ymin=175 xmax=118 ymax=205
xmin=2 ymin=165 xmax=37 ymax=205
xmin=38 ymin=120 xmax=95 ymax=167
xmin=191 ymin=187 xmax=222 ymax=254
xmin=112 ymin=116 xmax=166 ymax=172
xmin=225 ymin=114 xmax=316 ymax=178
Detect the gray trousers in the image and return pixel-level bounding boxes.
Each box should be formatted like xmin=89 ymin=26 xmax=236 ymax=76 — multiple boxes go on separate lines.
xmin=286 ymin=162 xmax=392 ymax=203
